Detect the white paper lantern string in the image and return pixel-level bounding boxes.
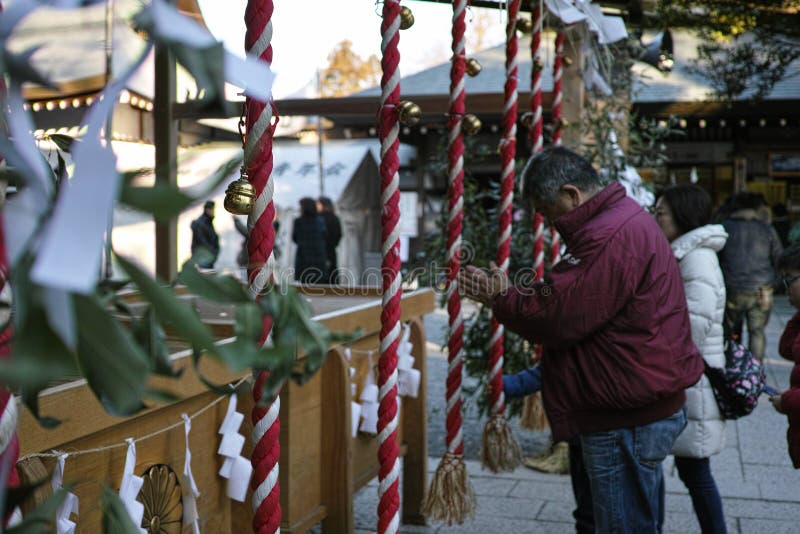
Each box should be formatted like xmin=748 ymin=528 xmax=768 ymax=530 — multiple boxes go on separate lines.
xmin=215 ymin=393 xmax=252 ymax=502
xmin=51 ymin=453 xmax=78 ymax=534
xmin=119 ymin=439 xmax=146 ymax=533
xmin=181 ymin=414 xmax=201 ymax=534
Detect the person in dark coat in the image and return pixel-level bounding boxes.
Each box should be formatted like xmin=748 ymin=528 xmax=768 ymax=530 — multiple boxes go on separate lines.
xmin=190 ymin=200 xmax=219 ymax=269
xmin=459 ymin=147 xmax=703 ymax=533
xmin=292 ymin=197 xmax=327 ymax=284
xmin=317 ymin=197 xmax=342 ymax=285
xmin=717 ymin=192 xmax=783 ymax=361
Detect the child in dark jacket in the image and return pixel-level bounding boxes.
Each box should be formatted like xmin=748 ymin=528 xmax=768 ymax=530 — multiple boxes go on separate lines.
xmin=769 ymin=243 xmax=800 ymax=468
xmin=503 ymin=366 xmax=594 ymax=534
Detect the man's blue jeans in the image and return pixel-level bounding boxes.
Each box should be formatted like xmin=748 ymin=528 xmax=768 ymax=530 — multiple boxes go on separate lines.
xmin=580 ymin=407 xmax=687 ymax=533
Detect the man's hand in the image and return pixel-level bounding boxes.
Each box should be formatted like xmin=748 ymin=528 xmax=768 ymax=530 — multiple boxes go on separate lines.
xmin=770 ymin=394 xmax=783 ymax=413
xmin=458 ymin=262 xmax=510 ymax=306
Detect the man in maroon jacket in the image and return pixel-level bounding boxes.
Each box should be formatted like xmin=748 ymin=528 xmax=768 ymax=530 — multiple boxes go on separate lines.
xmin=460 ymin=147 xmax=704 ymax=533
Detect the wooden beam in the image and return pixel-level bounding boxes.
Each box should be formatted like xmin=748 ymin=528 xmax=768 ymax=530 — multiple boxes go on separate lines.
xmin=175 ymin=92 xmax=553 ymax=122
xmin=154 ymin=40 xmax=178 ymax=281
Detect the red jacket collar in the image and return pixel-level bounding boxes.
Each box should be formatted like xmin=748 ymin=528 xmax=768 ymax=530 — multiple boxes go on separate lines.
xmin=554 ymin=181 xmax=627 ymax=243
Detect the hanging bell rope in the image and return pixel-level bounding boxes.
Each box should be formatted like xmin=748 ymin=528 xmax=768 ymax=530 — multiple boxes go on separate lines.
xmin=422 ymin=0 xmax=476 ymax=524
xmin=243 ymin=1 xmax=282 ymax=533
xmin=481 ymin=0 xmax=523 ymax=474
xmin=377 ymin=1 xmax=403 ymax=532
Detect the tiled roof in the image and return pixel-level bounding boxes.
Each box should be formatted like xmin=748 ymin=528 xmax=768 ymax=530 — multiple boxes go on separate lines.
xmin=356 ymin=30 xmax=800 ymax=103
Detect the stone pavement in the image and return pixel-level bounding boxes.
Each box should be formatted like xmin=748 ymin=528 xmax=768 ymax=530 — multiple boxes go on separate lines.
xmin=347 ymin=297 xmax=800 ymax=533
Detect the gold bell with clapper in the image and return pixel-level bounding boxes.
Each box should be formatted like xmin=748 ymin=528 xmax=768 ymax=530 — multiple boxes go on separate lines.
xmin=224 ymin=167 xmax=256 ymax=215
xmin=462 ymin=114 xmax=482 ymax=136
xmin=397 ymin=100 xmax=422 ymax=126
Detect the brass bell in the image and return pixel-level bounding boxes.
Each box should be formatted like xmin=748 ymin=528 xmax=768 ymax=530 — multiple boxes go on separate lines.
xmin=462 ymin=114 xmax=481 ymax=135
xmin=224 ymin=168 xmax=256 ymax=215
xmin=397 ymin=100 xmax=421 ymax=126
xmin=400 ymin=6 xmax=415 ymax=30
xmin=516 ymin=17 xmax=533 ymax=34
xmin=465 ymin=58 xmax=482 ymax=77
xmin=563 ymin=56 xmax=574 ymax=67
xmin=555 ymin=117 xmax=569 ymax=130
xmin=532 ymin=57 xmax=544 ymax=73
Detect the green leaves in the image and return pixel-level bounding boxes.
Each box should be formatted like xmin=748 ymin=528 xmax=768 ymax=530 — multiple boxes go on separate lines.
xmin=74 ymin=295 xmax=149 ymax=416
xmin=6 ymin=487 xmax=70 ymax=534
xmin=101 ymin=486 xmax=143 ymax=534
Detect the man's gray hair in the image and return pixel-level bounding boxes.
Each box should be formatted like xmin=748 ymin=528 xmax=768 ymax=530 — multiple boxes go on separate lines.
xmin=521 ymin=146 xmax=607 ymax=206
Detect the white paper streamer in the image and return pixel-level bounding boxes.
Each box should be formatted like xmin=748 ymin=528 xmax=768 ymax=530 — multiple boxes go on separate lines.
xmin=358 ymin=352 xmax=379 ymax=434
xmin=119 ymin=439 xmax=146 ymax=533
xmin=51 ymin=454 xmax=79 ymax=534
xmin=350 ymin=402 xmax=362 ymax=438
xmin=144 ymin=0 xmax=274 ymax=102
xmin=397 ymin=325 xmax=420 ymax=398
xmin=215 ymin=394 xmax=252 ymax=502
xmin=182 ymin=415 xmax=201 ymax=534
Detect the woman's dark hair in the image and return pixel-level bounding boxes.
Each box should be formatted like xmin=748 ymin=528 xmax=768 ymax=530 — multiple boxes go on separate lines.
xmin=318 ymin=196 xmax=335 ymax=213
xmin=779 ymin=242 xmax=800 ymax=271
xmin=658 ymin=184 xmax=712 ymax=235
xmin=299 ymin=197 xmax=317 ymax=216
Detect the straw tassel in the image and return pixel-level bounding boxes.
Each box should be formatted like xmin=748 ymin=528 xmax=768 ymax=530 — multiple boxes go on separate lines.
xmin=481 ymin=414 xmax=523 ymax=472
xmin=519 ymin=391 xmax=548 ymax=430
xmin=421 ymin=453 xmax=476 ymax=525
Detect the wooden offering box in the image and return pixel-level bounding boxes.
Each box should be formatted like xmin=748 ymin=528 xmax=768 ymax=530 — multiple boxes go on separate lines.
xmin=17 ymin=286 xmax=434 ymax=533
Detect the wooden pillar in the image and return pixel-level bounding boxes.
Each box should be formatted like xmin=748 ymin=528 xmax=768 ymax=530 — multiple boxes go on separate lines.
xmin=561 ymin=27 xmax=584 ymax=150
xmin=154 ymin=40 xmax=178 ymax=281
xmin=402 ymin=316 xmax=428 ymax=525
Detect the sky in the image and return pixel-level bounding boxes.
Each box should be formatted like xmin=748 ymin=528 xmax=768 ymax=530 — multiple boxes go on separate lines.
xmin=197 ymin=0 xmax=508 ymax=99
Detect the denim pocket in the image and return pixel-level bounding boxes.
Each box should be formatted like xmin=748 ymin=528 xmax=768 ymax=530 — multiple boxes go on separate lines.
xmin=635 ymin=408 xmax=687 ymax=468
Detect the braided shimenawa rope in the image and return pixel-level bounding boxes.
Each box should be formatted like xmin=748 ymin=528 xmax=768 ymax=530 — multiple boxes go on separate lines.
xmin=422 ymin=0 xmax=475 ymax=524
xmin=244 ymin=1 xmax=280 ymax=532
xmin=377 ymin=1 xmax=402 ymax=532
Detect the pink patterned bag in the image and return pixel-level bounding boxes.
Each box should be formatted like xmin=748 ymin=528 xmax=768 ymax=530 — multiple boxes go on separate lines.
xmin=703 ymin=338 xmax=765 ymax=419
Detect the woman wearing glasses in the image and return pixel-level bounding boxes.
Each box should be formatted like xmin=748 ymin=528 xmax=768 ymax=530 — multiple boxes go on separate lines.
xmin=653 ymin=184 xmax=728 ymax=534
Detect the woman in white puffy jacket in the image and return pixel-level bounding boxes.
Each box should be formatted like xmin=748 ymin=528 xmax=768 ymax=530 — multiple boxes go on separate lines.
xmin=654 ymin=184 xmax=728 ymax=534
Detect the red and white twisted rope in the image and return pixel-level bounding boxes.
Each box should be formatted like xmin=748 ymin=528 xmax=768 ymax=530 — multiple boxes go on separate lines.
xmin=0 ymin=4 xmax=20 ymax=522
xmin=529 ymin=3 xmax=544 ymax=154
xmin=244 ymin=1 xmax=280 ymax=532
xmin=549 ymin=227 xmax=561 ymax=266
xmin=529 ymin=4 xmax=546 ymax=283
xmin=0 ymin=36 xmax=18 ymax=534
xmin=532 ymin=213 xmax=545 ymax=280
xmin=488 ymin=0 xmax=520 ymax=419
xmin=445 ymin=0 xmax=467 ymax=459
xmin=548 ymin=30 xmax=566 ymax=267
xmin=377 ymin=1 xmax=402 ymax=532
xmin=552 ymin=30 xmax=565 ymax=147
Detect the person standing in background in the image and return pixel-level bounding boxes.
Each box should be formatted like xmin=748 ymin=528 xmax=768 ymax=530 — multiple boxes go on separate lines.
xmin=718 ymin=192 xmax=783 ymax=361
xmin=190 ymin=200 xmax=219 ymax=269
xmin=318 ymin=196 xmax=342 ymax=285
xmin=292 ymin=197 xmax=327 ymax=284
